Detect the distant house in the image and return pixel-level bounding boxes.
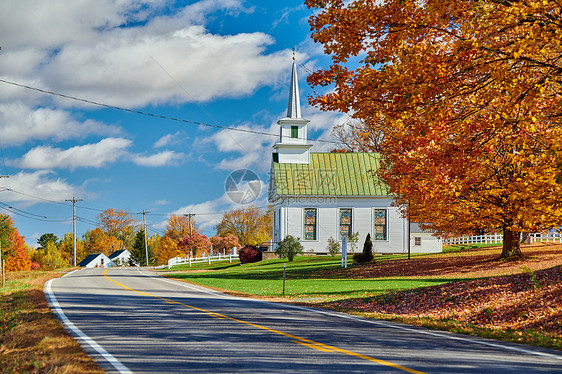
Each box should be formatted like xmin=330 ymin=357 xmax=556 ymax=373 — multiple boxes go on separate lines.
xmin=78 ymin=253 xmax=115 ymax=268
xmin=109 ymin=249 xmax=131 ymax=266
xmin=268 ymin=59 xmax=442 ymax=255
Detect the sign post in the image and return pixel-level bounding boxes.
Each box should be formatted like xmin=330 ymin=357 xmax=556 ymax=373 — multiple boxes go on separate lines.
xmin=282 ymin=263 xmax=286 ymax=295
xmin=341 ymin=236 xmax=348 ymax=268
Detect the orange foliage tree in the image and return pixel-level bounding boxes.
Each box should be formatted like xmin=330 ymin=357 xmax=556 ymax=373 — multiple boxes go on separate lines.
xmin=0 ymin=214 xmax=31 ymax=271
xmin=153 ymin=215 xmax=197 ymax=264
xmin=82 ymin=228 xmax=122 ymax=258
xmin=306 ymin=0 xmax=562 ymax=259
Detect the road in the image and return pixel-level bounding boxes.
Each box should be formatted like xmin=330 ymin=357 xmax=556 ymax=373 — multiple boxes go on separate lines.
xmin=45 ymin=267 xmax=562 ymax=373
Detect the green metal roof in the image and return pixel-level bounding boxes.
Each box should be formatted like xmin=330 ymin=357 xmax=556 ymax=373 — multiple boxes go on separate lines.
xmin=272 ymin=152 xmax=389 ymax=196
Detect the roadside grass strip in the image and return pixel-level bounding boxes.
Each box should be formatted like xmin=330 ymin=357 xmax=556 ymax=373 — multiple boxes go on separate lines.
xmin=103 ymin=269 xmax=426 ymax=374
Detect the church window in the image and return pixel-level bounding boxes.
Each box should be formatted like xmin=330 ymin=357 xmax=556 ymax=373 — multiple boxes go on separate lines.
xmin=339 ymin=208 xmax=352 ymax=239
xmin=291 ymin=126 xmax=299 ymax=138
xmin=374 ymin=209 xmax=387 ymax=240
xmin=304 ymin=208 xmax=317 ymax=240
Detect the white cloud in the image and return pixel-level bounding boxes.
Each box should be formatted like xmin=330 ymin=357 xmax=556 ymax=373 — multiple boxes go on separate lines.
xmin=12 ymin=138 xmax=132 ymax=170
xmin=202 ymin=105 xmax=344 ymax=172
xmin=153 ymin=131 xmax=183 ymax=148
xmin=0 ymin=170 xmax=82 ymax=205
xmin=0 ymin=103 xmax=121 ymax=146
xmin=0 ymin=0 xmax=291 ymax=109
xmin=132 ymin=150 xmax=184 ymax=167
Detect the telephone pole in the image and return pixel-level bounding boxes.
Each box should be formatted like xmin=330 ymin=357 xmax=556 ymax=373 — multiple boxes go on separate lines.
xmin=66 ymin=197 xmax=83 ymax=266
xmin=183 ymin=213 xmax=196 ymax=236
xmin=141 ymin=210 xmax=150 ymax=267
xmin=183 ymin=213 xmax=195 ymax=258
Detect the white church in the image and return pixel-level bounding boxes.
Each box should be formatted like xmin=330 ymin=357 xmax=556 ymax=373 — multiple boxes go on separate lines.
xmin=268 ymin=60 xmax=442 ymax=255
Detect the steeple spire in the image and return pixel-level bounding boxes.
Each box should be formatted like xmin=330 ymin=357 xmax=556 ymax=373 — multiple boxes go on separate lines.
xmin=287 ymin=51 xmax=301 ymax=119
xmin=273 ymin=51 xmax=312 ymax=164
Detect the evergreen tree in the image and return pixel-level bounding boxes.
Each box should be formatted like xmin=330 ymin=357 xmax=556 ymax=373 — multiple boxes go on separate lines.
xmin=128 ymin=229 xmax=155 ymax=266
xmin=37 ymin=233 xmax=58 ymax=249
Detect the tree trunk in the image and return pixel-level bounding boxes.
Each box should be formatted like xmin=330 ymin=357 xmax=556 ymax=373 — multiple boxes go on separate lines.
xmin=501 ymin=226 xmax=524 ymax=260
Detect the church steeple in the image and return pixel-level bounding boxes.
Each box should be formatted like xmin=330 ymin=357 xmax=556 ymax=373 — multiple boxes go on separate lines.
xmin=287 ymin=57 xmax=301 ymax=119
xmin=273 ymin=54 xmax=312 ymax=164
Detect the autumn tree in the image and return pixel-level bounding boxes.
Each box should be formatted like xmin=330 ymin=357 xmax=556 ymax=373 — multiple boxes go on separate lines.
xmin=306 ymin=0 xmax=562 ymax=259
xmin=31 ymin=241 xmax=68 ymax=270
xmin=153 ymin=215 xmax=197 ymax=264
xmin=82 ymin=227 xmax=121 ymax=257
xmin=59 ymin=233 xmax=85 ymax=264
xmin=178 ymin=232 xmax=212 ymax=258
xmin=215 ymin=206 xmax=271 ymax=246
xmin=98 ymin=209 xmax=135 ymax=249
xmin=0 ymin=214 xmax=31 ymax=271
xmin=210 ymin=234 xmax=240 ymax=255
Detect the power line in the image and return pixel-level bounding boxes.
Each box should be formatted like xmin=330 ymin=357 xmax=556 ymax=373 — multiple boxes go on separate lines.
xmin=0 ymin=78 xmax=340 ymax=145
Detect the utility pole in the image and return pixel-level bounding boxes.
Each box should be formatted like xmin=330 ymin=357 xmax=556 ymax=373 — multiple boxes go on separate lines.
xmin=141 ymin=210 xmax=150 ymax=267
xmin=0 ymin=175 xmax=9 ymax=287
xmin=183 ymin=213 xmax=195 ymax=258
xmin=66 ymin=197 xmax=83 ymax=266
xmin=183 ymin=213 xmax=196 ymax=236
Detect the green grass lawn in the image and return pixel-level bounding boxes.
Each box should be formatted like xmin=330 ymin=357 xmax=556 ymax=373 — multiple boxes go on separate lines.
xmin=163 ymin=256 xmax=450 ymax=300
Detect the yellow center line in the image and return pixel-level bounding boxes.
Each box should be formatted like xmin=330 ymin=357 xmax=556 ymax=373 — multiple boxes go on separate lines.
xmin=103 ymin=269 xmax=426 ymax=374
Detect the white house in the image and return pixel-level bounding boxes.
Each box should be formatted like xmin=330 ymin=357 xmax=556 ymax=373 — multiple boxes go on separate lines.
xmin=268 ymin=60 xmax=442 ymax=255
xmin=78 ymin=253 xmax=115 ymax=268
xmin=109 ymin=249 xmax=131 ymax=266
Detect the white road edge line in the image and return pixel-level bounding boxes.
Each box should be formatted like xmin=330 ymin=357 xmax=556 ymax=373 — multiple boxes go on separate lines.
xmin=139 ymin=268 xmax=562 ymax=361
xmin=45 ymin=277 xmax=133 ymax=374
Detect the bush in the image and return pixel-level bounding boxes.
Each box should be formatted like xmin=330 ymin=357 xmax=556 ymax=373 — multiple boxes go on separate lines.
xmin=353 ymin=233 xmax=373 ymax=263
xmin=30 ymin=262 xmax=40 ymax=271
xmin=276 ymin=235 xmax=304 ymax=261
xmin=326 ymin=237 xmax=341 ymax=257
xmin=239 ymin=245 xmax=262 ymax=264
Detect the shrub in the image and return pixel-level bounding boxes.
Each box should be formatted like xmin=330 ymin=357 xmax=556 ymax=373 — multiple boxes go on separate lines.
xmin=30 ymin=262 xmax=40 ymax=271
xmin=353 ymin=233 xmax=373 ymax=263
xmin=276 ymin=235 xmax=304 ymax=261
xmin=239 ymin=245 xmax=262 ymax=264
xmin=326 ymin=237 xmax=341 ymax=257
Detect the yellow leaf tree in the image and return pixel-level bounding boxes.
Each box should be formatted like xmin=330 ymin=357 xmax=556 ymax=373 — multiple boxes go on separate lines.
xmin=215 ymin=206 xmax=271 ymax=246
xmin=98 ymin=209 xmax=135 ymax=249
xmin=306 ymin=0 xmax=562 ymax=259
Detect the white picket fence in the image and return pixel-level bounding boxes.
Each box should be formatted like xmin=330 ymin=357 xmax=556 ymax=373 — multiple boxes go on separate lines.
xmin=443 ymin=233 xmax=503 ymax=246
xmin=167 ymin=253 xmax=237 ymax=268
xmin=443 ymin=232 xmax=562 ymax=246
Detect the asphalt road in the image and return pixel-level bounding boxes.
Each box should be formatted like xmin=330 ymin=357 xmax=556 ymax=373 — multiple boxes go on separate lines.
xmin=45 ymin=267 xmax=562 ymax=373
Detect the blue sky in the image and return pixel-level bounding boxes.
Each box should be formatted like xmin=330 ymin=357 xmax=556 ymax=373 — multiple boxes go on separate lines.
xmin=0 ymin=0 xmax=345 ymax=247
